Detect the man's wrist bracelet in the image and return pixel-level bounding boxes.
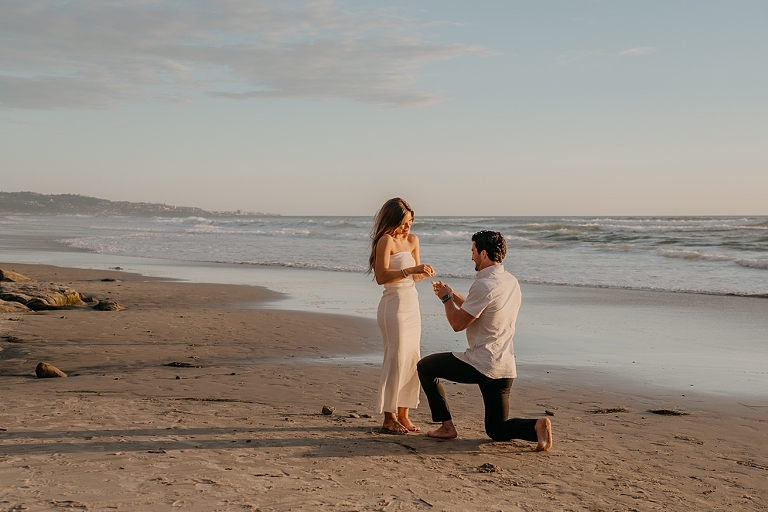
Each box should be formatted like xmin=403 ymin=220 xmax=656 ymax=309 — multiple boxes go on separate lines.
xmin=402 ymin=269 xmax=408 ymax=278
xmin=441 ymin=294 xmax=452 ymax=303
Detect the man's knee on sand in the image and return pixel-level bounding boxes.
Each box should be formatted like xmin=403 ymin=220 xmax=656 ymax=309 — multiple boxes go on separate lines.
xmin=484 ymin=422 xmax=509 ymax=442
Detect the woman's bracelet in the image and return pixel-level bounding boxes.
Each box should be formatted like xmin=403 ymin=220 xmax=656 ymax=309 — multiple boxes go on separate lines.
xmin=402 ymin=269 xmax=408 ymax=278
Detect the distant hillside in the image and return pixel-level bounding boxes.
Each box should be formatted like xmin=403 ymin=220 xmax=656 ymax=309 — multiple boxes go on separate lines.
xmin=0 ymin=192 xmax=272 ymax=217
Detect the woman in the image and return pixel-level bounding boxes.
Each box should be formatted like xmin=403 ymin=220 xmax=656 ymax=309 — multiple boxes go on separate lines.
xmin=368 ymin=198 xmax=435 ymax=434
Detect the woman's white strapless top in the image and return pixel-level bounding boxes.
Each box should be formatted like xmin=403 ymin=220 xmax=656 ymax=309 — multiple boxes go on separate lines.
xmin=383 ymin=252 xmax=416 ymax=289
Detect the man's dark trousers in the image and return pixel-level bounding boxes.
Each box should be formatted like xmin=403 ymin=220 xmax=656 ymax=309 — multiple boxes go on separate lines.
xmin=417 ymin=352 xmax=537 ymax=442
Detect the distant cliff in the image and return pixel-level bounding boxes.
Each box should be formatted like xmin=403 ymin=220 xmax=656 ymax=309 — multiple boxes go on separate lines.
xmin=0 ymin=192 xmax=272 ymax=217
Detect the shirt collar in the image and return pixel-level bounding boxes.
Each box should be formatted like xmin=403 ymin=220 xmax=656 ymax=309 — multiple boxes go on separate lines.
xmin=476 ymin=264 xmax=503 ymax=280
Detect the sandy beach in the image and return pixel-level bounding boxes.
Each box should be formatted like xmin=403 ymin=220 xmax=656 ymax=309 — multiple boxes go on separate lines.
xmin=1 ymin=263 xmax=767 ymax=511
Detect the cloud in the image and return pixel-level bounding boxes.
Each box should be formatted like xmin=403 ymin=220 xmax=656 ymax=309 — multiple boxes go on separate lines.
xmin=0 ymin=0 xmax=487 ymax=110
xmin=616 ymin=47 xmax=656 ymax=56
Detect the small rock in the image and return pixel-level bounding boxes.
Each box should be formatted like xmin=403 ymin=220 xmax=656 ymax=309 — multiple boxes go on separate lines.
xmin=35 ymin=362 xmax=67 ymax=378
xmin=649 ymin=409 xmax=689 ymax=416
xmin=478 ymin=463 xmax=502 ymax=473
xmin=0 ymin=269 xmax=34 ymax=282
xmin=94 ymin=300 xmax=126 ymax=311
xmin=176 ymin=375 xmax=181 ymax=380
xmin=164 ymin=361 xmax=202 ymax=368
xmin=112 ymin=267 xmax=123 ymax=270
xmin=321 ymin=405 xmax=335 ymax=415
xmin=349 ymin=413 xmax=361 ymax=419
xmin=101 ymin=278 xmax=118 ymax=282
xmin=545 ymin=410 xmax=555 ymax=416
xmin=361 ymin=414 xmax=372 ymax=418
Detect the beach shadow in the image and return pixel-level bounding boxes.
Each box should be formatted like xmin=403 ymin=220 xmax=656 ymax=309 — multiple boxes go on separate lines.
xmin=0 ymin=425 xmax=497 ymax=458
xmin=0 ymin=425 xmax=367 ymax=441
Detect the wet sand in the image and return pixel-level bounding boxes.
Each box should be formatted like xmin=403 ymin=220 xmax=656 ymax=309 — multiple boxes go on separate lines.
xmin=1 ymin=263 xmax=767 ymax=511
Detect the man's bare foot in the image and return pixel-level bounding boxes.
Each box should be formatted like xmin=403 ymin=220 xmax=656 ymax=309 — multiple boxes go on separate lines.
xmin=426 ymin=421 xmax=458 ymax=439
xmin=534 ymin=417 xmax=553 ymax=451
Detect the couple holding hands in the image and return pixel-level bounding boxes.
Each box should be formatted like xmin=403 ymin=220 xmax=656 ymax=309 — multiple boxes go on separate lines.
xmin=368 ymin=198 xmax=552 ymax=451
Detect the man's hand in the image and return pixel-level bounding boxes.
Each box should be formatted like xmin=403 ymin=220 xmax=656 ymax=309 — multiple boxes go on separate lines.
xmin=432 ymin=280 xmax=475 ymax=332
xmin=432 ymin=280 xmax=453 ymax=299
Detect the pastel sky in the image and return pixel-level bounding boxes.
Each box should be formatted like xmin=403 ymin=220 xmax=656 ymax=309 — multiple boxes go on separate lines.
xmin=2 ymin=1 xmax=766 ymax=216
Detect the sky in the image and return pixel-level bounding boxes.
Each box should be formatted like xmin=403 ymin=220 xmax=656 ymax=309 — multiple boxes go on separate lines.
xmin=1 ymin=1 xmax=767 ymax=216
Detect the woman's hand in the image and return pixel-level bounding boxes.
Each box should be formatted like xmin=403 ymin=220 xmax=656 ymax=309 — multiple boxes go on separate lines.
xmin=409 ymin=264 xmax=435 ymax=281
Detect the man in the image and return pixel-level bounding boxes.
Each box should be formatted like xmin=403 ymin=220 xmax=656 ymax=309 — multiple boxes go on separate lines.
xmin=417 ymin=230 xmax=553 ymax=451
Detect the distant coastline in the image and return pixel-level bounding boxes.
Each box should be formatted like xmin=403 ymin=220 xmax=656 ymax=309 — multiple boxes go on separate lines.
xmin=0 ymin=191 xmax=278 ymax=217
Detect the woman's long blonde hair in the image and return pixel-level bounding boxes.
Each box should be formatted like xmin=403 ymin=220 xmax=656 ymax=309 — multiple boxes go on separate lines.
xmin=367 ymin=197 xmax=414 ymax=274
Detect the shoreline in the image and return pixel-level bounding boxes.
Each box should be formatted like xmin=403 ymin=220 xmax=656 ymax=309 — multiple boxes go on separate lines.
xmin=2 ymin=258 xmax=768 ymax=399
xmin=1 ymin=263 xmax=767 ymax=510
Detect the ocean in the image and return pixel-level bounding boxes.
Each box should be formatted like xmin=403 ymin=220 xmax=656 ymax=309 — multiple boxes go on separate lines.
xmin=1 ymin=214 xmax=767 ymax=398
xmin=2 ymin=214 xmax=766 ymax=296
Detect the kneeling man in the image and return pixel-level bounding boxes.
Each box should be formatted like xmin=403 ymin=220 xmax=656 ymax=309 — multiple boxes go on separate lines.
xmin=418 ymin=230 xmax=552 ymax=451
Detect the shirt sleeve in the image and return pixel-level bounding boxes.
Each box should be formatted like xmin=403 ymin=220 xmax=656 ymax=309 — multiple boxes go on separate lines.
xmin=460 ymin=281 xmax=492 ymax=318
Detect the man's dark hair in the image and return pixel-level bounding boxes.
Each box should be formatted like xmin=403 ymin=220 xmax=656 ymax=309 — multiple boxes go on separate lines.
xmin=472 ymin=230 xmax=506 ymax=263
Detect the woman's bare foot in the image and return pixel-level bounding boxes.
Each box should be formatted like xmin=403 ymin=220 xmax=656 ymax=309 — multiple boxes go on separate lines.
xmin=397 ymin=407 xmax=420 ymax=432
xmin=382 ymin=412 xmax=409 ymax=434
xmin=400 ymin=418 xmax=421 ymax=432
xmin=426 ymin=420 xmax=458 ymax=439
xmin=381 ymin=421 xmax=409 ymax=434
xmin=534 ymin=417 xmax=553 ymax=451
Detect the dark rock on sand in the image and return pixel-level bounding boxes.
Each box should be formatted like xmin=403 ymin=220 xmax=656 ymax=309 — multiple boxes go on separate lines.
xmin=164 ymin=362 xmax=202 ymax=368
xmin=36 ymin=362 xmax=67 ymax=378
xmin=0 ymin=269 xmax=34 ymax=282
xmin=649 ymin=409 xmax=690 ymax=416
xmin=94 ymin=300 xmax=126 ymax=311
xmin=322 ymin=405 xmax=335 ymax=415
xmin=0 ymin=299 xmax=29 ymax=312
xmin=0 ymin=282 xmax=86 ymax=310
xmin=478 ymin=463 xmax=502 ymax=473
